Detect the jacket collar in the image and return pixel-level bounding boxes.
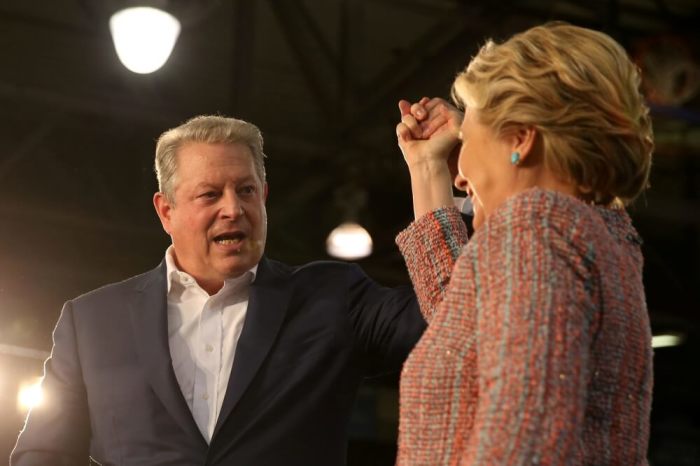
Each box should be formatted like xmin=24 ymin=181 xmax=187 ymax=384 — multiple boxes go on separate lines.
xmin=129 ymin=261 xmax=207 ymax=447
xmin=128 ymin=257 xmax=292 ymax=447
xmin=211 ymin=256 xmax=292 ymax=440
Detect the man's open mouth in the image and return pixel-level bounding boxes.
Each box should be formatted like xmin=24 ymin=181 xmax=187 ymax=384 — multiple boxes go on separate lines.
xmin=213 ymin=232 xmax=246 ymax=245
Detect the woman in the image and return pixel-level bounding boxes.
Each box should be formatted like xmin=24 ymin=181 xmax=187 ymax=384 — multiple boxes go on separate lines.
xmin=394 ymin=22 xmax=653 ymax=464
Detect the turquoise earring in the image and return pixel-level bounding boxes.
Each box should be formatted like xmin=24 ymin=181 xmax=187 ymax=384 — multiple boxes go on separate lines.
xmin=510 ymin=151 xmax=521 ymax=165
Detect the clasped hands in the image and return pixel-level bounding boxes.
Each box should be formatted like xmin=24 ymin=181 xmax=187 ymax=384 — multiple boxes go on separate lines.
xmin=396 ymin=97 xmax=463 ymax=174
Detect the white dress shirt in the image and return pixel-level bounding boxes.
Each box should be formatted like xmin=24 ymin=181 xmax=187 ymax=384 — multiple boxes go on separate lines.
xmin=165 ymin=246 xmax=256 ymax=443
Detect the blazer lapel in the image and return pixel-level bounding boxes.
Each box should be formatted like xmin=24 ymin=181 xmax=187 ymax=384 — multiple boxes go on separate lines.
xmin=212 ymin=257 xmax=291 ymax=438
xmin=128 ymin=261 xmax=206 ymax=446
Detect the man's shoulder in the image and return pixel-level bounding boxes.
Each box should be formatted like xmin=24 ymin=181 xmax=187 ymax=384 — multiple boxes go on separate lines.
xmin=261 ymin=258 xmax=368 ymax=290
xmin=70 ymin=263 xmax=164 ymax=306
xmin=267 ymin=257 xmax=362 ymax=277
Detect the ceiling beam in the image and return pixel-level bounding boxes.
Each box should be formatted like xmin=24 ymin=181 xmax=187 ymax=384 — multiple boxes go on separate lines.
xmin=229 ymin=0 xmax=258 ymax=113
xmin=267 ymin=0 xmax=339 ymax=120
xmin=0 ymin=119 xmax=56 ymax=181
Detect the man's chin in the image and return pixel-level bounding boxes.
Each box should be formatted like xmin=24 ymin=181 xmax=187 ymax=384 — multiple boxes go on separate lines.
xmin=216 ymin=256 xmax=259 ymax=279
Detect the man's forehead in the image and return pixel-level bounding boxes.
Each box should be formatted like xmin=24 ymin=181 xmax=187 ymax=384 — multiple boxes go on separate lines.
xmin=177 ymin=141 xmax=253 ymax=159
xmin=175 ymin=164 xmax=262 ymax=192
xmin=172 ymin=142 xmax=262 ymax=187
xmin=191 ymin=172 xmax=258 ymax=186
xmin=177 ymin=144 xmax=256 ymax=169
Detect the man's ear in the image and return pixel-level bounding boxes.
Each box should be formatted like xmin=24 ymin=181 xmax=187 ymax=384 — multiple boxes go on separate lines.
xmin=153 ymin=192 xmax=173 ymax=235
xmin=512 ymin=125 xmax=538 ymax=163
xmin=263 ymin=182 xmax=269 ymax=202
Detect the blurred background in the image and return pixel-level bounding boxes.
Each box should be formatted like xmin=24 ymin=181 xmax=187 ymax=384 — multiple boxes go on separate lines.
xmin=0 ymin=0 xmax=698 ymax=464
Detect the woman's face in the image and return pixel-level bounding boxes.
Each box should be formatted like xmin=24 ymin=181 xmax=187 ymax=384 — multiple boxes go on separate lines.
xmin=456 ymin=107 xmax=515 ymax=230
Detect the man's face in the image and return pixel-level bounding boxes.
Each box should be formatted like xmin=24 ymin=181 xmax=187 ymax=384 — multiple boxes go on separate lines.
xmin=154 ymin=142 xmax=267 ymax=292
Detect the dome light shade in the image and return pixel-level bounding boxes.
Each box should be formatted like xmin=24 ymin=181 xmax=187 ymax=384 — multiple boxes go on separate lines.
xmin=109 ymin=7 xmax=181 ymax=74
xmin=326 ymin=222 xmax=373 ymax=260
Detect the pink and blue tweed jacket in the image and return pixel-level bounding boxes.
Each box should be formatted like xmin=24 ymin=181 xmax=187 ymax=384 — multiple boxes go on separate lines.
xmin=395 ymin=188 xmax=653 ymax=465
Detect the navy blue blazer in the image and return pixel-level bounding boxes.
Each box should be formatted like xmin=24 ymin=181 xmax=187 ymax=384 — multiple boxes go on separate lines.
xmin=11 ymin=256 xmax=423 ymax=466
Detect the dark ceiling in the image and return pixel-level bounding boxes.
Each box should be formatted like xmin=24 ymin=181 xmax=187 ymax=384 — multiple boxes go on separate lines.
xmin=0 ymin=0 xmax=699 ymax=463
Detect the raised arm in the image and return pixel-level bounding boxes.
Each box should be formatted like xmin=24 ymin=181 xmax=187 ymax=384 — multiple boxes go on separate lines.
xmin=395 ymin=97 xmax=468 ymax=320
xmin=396 ymin=97 xmax=462 ymax=219
xmin=396 ymin=207 xmax=466 ymax=322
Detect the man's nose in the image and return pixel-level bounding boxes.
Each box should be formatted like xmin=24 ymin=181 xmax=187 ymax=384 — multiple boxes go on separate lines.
xmin=220 ymin=192 xmax=244 ymax=219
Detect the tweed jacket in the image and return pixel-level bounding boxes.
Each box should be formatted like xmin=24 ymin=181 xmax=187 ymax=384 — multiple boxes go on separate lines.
xmin=395 ymin=188 xmax=653 ymax=465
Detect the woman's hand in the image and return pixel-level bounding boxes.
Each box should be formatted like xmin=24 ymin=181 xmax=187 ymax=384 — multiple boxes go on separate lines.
xmin=396 ymin=97 xmax=463 ymax=170
xmin=396 ymin=97 xmax=463 ymax=219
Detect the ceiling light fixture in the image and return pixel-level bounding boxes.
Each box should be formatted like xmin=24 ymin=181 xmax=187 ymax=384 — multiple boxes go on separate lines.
xmin=651 ymin=333 xmax=685 ymax=349
xmin=326 ymin=184 xmax=373 ymax=260
xmin=326 ymin=222 xmax=373 ymax=260
xmin=109 ymin=6 xmax=181 ymax=74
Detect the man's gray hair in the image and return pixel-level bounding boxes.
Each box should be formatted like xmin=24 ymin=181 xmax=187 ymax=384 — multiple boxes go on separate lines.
xmin=155 ymin=115 xmax=266 ymax=201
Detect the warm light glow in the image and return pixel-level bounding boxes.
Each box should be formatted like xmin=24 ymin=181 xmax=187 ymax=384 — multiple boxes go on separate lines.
xmin=18 ymin=378 xmax=44 ymax=412
xmin=326 ymin=222 xmax=373 ymax=260
xmin=652 ymin=333 xmax=685 ymax=348
xmin=109 ymin=7 xmax=181 ymax=74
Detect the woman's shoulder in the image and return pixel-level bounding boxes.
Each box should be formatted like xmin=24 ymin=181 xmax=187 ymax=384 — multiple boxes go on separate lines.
xmin=492 ymin=188 xmax=592 ymax=225
xmin=472 ymin=188 xmax=641 ymax=262
xmin=486 ymin=188 xmax=633 ymax=238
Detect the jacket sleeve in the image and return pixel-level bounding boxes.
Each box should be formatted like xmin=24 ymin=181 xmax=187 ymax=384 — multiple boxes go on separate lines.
xmin=462 ymin=209 xmax=594 ymax=464
xmin=396 ymin=207 xmax=468 ymax=323
xmin=345 ymin=263 xmax=426 ymax=377
xmin=11 ymin=301 xmax=91 ymax=465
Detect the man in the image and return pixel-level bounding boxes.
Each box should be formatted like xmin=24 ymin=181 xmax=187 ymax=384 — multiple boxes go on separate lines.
xmin=11 ymin=116 xmax=424 ymax=466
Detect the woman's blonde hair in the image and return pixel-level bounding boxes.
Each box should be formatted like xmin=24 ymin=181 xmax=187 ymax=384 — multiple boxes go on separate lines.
xmin=155 ymin=115 xmax=266 ymax=202
xmin=452 ymin=22 xmax=654 ymax=205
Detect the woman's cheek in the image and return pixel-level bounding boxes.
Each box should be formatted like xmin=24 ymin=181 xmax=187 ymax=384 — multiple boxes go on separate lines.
xmin=472 ymin=205 xmax=485 ymax=230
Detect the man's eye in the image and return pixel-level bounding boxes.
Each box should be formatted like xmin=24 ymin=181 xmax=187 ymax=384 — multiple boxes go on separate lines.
xmin=200 ymin=191 xmax=218 ymax=199
xmin=240 ymin=186 xmax=255 ymax=195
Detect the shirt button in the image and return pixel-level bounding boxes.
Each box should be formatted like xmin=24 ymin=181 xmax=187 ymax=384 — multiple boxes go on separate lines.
xmin=203 ymin=394 xmax=209 ymax=400
xmin=205 ymin=344 xmax=214 ymax=353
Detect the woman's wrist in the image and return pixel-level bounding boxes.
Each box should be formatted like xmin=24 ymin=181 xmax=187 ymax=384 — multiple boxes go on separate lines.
xmin=407 ymin=157 xmax=451 ymax=176
xmin=408 ymin=159 xmax=454 ymax=219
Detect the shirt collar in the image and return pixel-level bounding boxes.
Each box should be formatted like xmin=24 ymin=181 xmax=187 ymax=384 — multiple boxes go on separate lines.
xmin=164 ymin=245 xmax=258 ymax=294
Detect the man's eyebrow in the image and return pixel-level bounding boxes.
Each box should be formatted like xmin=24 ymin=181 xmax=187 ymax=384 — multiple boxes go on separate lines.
xmin=192 ymin=177 xmax=257 ymax=190
xmin=193 ymin=182 xmax=216 ymax=190
xmin=236 ymin=175 xmax=259 ymax=185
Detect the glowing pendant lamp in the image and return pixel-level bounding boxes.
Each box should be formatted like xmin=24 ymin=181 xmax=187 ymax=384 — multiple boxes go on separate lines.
xmin=109 ymin=6 xmax=181 ymax=74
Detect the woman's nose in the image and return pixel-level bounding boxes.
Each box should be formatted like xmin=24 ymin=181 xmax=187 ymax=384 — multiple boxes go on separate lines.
xmin=454 ymin=172 xmax=468 ymax=192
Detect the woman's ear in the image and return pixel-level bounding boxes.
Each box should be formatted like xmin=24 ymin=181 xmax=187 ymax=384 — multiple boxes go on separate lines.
xmin=512 ymin=125 xmax=538 ymax=163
